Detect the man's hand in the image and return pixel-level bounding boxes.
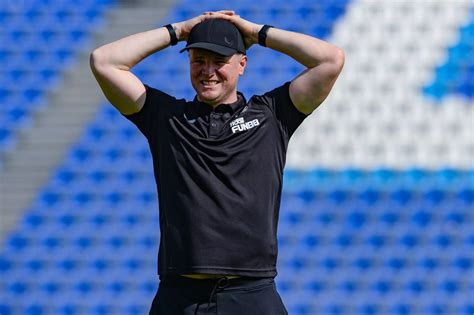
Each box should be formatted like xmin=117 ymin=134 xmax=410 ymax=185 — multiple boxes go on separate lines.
xmin=174 ymin=11 xmax=244 ymax=42
xmin=200 ymin=11 xmax=263 ymax=49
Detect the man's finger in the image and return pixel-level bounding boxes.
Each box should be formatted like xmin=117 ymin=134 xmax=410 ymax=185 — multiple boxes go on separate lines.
xmin=204 ymin=10 xmax=235 ymax=16
xmin=205 ymin=12 xmax=233 ymax=20
xmin=216 ymin=10 xmax=235 ymax=15
xmin=200 ymin=12 xmax=231 ymax=21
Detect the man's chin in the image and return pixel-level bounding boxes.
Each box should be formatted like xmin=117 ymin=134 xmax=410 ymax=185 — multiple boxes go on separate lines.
xmin=197 ymin=93 xmax=220 ymax=105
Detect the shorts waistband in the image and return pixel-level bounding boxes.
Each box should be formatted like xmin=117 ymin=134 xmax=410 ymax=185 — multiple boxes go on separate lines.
xmin=160 ymin=275 xmax=273 ymax=287
xmin=181 ymin=274 xmax=242 ymax=279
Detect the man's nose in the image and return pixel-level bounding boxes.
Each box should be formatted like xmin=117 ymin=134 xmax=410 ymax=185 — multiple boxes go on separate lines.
xmin=202 ymin=62 xmax=216 ymax=75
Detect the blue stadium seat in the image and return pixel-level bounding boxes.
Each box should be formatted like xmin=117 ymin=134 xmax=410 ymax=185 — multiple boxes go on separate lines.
xmin=389 ymin=302 xmax=417 ymax=315
xmin=0 ymin=127 xmax=16 ymax=152
xmin=121 ymin=303 xmax=150 ymax=315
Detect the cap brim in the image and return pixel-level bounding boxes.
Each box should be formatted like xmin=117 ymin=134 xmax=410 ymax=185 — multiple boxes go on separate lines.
xmin=179 ymin=42 xmax=237 ymax=56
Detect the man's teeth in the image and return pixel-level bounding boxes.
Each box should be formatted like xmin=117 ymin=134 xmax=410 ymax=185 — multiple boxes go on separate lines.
xmin=202 ymin=80 xmax=218 ymax=85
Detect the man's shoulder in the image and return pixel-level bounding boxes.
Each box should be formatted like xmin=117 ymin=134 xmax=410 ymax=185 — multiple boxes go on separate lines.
xmin=144 ymin=84 xmax=190 ymax=108
xmin=247 ymin=81 xmax=292 ymax=106
xmin=145 ymin=84 xmax=181 ymax=101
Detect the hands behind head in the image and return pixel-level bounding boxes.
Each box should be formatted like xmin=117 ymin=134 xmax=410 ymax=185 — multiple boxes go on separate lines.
xmin=176 ymin=10 xmax=263 ymax=49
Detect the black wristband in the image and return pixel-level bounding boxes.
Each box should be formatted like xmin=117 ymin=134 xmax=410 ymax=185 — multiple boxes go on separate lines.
xmin=258 ymin=25 xmax=273 ymax=47
xmin=164 ymin=24 xmax=178 ymax=46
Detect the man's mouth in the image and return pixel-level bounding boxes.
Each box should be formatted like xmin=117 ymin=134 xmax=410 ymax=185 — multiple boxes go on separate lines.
xmin=200 ymin=80 xmax=219 ymax=86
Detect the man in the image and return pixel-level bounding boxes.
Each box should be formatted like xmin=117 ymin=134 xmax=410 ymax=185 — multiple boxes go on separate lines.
xmin=90 ymin=10 xmax=344 ymax=315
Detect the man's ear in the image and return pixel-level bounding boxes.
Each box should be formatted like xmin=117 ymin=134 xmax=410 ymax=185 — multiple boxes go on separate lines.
xmin=239 ymin=54 xmax=247 ymax=75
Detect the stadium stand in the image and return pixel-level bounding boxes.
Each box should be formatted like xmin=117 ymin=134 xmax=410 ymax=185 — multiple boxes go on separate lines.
xmin=0 ymin=0 xmax=473 ymax=314
xmin=0 ymin=0 xmax=115 ymax=167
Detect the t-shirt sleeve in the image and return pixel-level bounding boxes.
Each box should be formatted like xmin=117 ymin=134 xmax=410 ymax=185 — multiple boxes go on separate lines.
xmin=258 ymin=81 xmax=310 ymax=138
xmin=120 ymin=84 xmax=175 ymax=143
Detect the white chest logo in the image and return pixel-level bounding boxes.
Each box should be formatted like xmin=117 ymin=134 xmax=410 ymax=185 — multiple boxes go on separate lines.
xmin=230 ymin=117 xmax=260 ymax=134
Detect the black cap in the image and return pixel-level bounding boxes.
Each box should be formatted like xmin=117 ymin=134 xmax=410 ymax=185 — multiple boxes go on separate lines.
xmin=180 ymin=19 xmax=246 ymax=56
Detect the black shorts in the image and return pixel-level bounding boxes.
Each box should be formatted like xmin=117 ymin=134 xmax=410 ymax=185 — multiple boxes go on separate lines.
xmin=149 ymin=275 xmax=288 ymax=315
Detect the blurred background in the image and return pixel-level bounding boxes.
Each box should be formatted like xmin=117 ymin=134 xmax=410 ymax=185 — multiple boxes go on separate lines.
xmin=0 ymin=0 xmax=473 ymax=314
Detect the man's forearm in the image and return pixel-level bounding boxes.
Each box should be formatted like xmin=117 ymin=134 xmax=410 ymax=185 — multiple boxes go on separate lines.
xmin=264 ymin=27 xmax=343 ymax=68
xmin=91 ymin=24 xmax=182 ymax=71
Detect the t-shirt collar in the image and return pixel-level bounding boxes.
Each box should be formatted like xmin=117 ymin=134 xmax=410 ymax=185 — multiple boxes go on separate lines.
xmin=193 ymin=92 xmax=247 ymax=116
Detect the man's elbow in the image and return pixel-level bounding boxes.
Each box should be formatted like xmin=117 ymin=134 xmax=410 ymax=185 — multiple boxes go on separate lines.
xmin=90 ymin=48 xmax=106 ymax=73
xmin=320 ymin=48 xmax=345 ymax=83
xmin=332 ymin=48 xmax=345 ymax=74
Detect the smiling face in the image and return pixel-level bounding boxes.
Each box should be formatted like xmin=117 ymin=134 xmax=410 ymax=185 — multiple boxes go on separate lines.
xmin=189 ymin=48 xmax=247 ymax=107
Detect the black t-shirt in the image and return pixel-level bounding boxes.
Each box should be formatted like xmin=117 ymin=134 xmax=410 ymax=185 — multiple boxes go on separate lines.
xmin=122 ymin=81 xmax=309 ymax=277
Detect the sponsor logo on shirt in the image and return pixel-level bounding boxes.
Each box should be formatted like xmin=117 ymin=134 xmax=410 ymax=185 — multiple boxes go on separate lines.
xmin=230 ymin=117 xmax=260 ymax=134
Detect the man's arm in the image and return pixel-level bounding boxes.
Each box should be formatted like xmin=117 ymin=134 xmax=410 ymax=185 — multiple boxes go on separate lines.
xmin=90 ymin=12 xmax=233 ymax=115
xmin=209 ymin=12 xmax=345 ymax=115
xmin=266 ymin=28 xmax=345 ymax=115
xmin=90 ymin=27 xmax=170 ymax=115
